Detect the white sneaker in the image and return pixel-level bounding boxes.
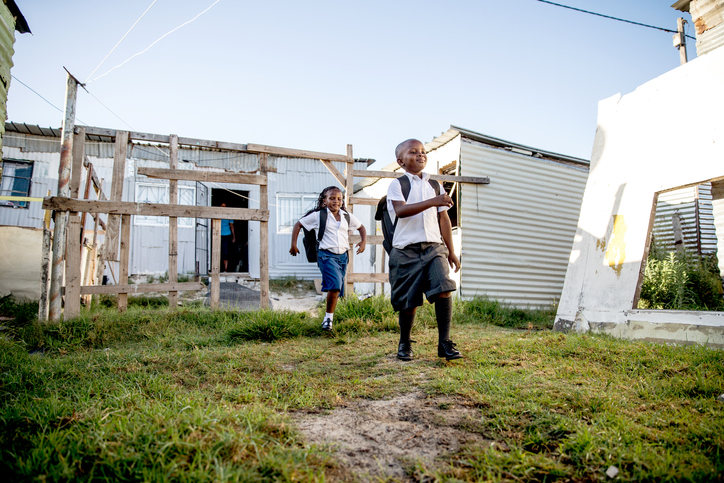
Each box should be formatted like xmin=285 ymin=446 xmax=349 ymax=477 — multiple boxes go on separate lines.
xmin=321 ymin=318 xmax=333 ymax=331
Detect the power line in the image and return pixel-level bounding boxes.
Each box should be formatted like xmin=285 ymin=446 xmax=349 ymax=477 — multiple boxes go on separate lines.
xmin=81 ymin=88 xmax=135 ymax=131
xmin=85 ymin=0 xmax=158 ymax=83
xmin=536 ymin=0 xmax=696 ymax=40
xmin=9 ymin=74 xmax=89 ymax=125
xmin=89 ymin=0 xmax=221 ymax=84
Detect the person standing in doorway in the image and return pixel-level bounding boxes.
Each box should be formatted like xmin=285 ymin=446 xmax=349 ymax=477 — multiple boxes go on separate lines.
xmin=220 ymin=203 xmax=235 ymax=272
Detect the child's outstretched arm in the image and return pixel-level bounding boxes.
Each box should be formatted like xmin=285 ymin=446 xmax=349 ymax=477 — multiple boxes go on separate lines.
xmin=438 ymin=210 xmax=460 ymax=273
xmin=392 ymin=193 xmax=453 ymax=218
xmin=355 ymin=225 xmax=367 ymax=254
xmin=289 ymin=221 xmax=302 ymax=256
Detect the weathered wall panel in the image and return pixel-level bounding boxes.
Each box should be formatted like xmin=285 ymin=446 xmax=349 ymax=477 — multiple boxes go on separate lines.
xmin=458 ymin=138 xmax=589 ymax=307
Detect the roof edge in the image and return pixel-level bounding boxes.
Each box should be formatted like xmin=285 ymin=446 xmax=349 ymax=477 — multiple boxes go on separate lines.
xmin=5 ymin=0 xmax=31 ymax=34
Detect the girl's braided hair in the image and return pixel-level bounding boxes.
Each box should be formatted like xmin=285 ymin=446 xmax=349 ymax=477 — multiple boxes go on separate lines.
xmin=304 ymin=186 xmax=345 ymax=217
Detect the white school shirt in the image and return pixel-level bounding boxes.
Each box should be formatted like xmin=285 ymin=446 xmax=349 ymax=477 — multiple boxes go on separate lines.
xmin=386 ymin=172 xmax=448 ymax=249
xmin=299 ymin=208 xmax=362 ymax=255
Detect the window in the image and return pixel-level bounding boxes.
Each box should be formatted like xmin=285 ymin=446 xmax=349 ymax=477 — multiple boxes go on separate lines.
xmin=277 ymin=194 xmax=318 ymax=233
xmin=0 ymin=159 xmax=33 ymax=208
xmin=135 ymin=182 xmax=195 ymax=227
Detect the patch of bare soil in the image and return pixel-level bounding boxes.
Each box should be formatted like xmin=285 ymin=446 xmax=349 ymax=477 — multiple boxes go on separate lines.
xmin=293 ymin=390 xmax=491 ymax=482
xmin=270 ymin=290 xmax=321 ymax=315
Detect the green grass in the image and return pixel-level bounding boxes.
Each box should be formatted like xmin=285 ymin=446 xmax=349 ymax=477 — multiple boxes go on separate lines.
xmin=0 ymin=295 xmax=722 ymax=482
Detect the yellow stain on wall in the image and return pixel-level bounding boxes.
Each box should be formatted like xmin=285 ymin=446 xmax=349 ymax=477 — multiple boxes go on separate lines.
xmin=596 ymin=238 xmax=606 ymax=251
xmin=604 ymin=215 xmax=627 ymax=277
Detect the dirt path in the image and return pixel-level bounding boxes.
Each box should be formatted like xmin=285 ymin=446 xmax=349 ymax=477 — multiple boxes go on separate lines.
xmin=293 ymin=357 xmax=492 ymax=481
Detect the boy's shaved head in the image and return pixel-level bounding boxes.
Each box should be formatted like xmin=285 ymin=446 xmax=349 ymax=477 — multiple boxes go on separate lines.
xmin=395 ymin=139 xmax=422 ymax=160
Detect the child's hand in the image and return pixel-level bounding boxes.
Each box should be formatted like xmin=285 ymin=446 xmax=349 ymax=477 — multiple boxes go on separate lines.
xmin=448 ymin=252 xmax=461 ymax=273
xmin=355 ymin=240 xmax=366 ymax=254
xmin=433 ymin=193 xmax=454 ymax=208
xmin=289 ymin=245 xmax=299 ymax=256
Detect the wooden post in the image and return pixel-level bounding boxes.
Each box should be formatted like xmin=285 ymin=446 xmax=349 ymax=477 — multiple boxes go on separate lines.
xmin=210 ymin=219 xmax=221 ymax=309
xmin=345 ymin=145 xmax=355 ymax=297
xmin=104 ymin=131 xmax=129 ymax=262
xmin=168 ymin=134 xmax=179 ymax=308
xmin=118 ymin=214 xmax=131 ymax=312
xmin=259 ymin=153 xmax=269 ymax=308
xmin=49 ymin=72 xmax=79 ymax=321
xmin=38 ymin=227 xmax=52 ymax=321
xmin=64 ymin=216 xmax=82 ymax=319
xmin=672 ymin=212 xmax=685 ymax=254
xmin=83 ymin=212 xmax=100 ymax=306
xmin=676 ymin=18 xmax=688 ymax=65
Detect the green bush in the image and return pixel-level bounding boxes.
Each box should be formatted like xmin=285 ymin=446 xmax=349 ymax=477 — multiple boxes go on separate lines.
xmin=639 ymin=250 xmax=723 ymax=310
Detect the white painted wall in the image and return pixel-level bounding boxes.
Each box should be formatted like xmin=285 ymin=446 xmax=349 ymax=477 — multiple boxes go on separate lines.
xmin=555 ymin=46 xmax=724 ymax=346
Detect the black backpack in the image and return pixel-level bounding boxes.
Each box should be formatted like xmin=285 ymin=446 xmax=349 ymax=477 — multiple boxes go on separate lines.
xmin=374 ymin=176 xmax=441 ymax=254
xmin=302 ymin=209 xmax=351 ymax=263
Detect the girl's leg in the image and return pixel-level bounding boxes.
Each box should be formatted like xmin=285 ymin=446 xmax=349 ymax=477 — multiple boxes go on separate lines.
xmin=326 ymin=289 xmax=340 ymax=313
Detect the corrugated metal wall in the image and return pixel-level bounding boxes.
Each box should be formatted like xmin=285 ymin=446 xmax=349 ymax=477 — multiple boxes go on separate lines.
xmin=458 ymin=138 xmax=589 ymax=307
xmin=653 ymin=183 xmax=718 ymax=256
xmin=0 ymin=4 xmax=15 ymax=153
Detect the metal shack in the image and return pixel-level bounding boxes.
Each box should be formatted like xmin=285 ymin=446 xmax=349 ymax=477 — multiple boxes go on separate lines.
xmin=0 ymin=123 xmax=374 ymax=299
xmin=363 ymin=126 xmax=590 ymax=307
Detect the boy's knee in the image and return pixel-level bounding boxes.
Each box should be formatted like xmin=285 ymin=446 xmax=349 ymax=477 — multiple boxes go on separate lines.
xmin=429 ymin=291 xmax=453 ymax=303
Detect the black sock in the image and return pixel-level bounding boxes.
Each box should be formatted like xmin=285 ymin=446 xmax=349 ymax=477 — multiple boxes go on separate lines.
xmin=398 ymin=311 xmax=415 ymax=343
xmin=435 ymin=296 xmax=453 ymax=342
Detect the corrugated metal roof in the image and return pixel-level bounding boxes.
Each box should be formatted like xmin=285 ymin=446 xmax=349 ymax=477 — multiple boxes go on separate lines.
xmin=4 ymin=0 xmax=30 ymax=34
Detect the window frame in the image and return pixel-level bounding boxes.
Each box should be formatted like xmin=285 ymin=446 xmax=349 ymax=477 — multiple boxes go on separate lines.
xmin=276 ymin=193 xmax=318 ymax=234
xmin=0 ymin=159 xmax=34 ymax=209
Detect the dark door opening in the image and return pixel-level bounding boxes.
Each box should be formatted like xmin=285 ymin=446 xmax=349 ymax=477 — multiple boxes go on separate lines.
xmin=212 ymin=189 xmax=249 ymax=273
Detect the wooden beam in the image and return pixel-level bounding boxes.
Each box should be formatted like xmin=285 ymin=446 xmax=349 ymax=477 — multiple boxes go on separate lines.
xmin=81 ymin=126 xmax=249 ymax=152
xmin=118 ymin=214 xmax=131 ymax=312
xmin=345 ymin=145 xmax=354 ymax=297
xmin=210 ymin=219 xmax=221 ymax=309
xmin=137 ymin=167 xmax=267 ymax=186
xmin=43 ymin=198 xmax=270 ymax=221
xmin=320 ymin=160 xmax=346 ymax=187
xmin=168 ymin=134 xmax=179 ymax=309
xmin=347 ymin=273 xmax=389 ymax=283
xmin=247 ymin=143 xmax=349 ymax=163
xmin=64 ymin=216 xmax=82 ymax=319
xmin=349 ymin=196 xmax=380 ymax=206
xmin=80 ymin=281 xmax=205 ymax=295
xmin=259 ymin=153 xmax=269 ymax=309
xmin=105 ymin=131 xmax=128 ymax=261
xmin=38 ymin=228 xmax=51 ymax=321
xmin=70 ymin=127 xmax=85 ymax=198
xmin=350 ymin=235 xmax=383 ymax=245
xmin=353 ymin=169 xmax=490 ymax=184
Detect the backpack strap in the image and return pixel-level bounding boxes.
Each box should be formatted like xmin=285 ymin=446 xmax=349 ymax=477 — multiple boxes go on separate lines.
xmin=398 ymin=174 xmax=441 ymax=200
xmin=317 ymin=209 xmax=327 ymax=243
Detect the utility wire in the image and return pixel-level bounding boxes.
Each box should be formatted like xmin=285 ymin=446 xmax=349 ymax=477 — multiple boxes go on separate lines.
xmin=89 ymin=0 xmax=221 ymax=83
xmin=536 ymin=0 xmax=696 ymax=40
xmin=81 ymin=88 xmax=135 ymax=130
xmin=9 ymin=74 xmax=89 ymax=125
xmin=85 ymin=0 xmax=158 ymax=83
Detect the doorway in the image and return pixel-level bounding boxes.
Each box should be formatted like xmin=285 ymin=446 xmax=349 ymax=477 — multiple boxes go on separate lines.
xmin=211 ymin=189 xmax=249 ymax=273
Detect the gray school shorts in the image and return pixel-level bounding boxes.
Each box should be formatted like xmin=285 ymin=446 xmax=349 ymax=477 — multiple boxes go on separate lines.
xmin=389 ymin=242 xmax=456 ymax=312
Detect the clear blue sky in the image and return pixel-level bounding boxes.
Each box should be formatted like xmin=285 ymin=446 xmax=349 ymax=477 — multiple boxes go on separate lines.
xmin=7 ymin=1 xmax=694 ymax=167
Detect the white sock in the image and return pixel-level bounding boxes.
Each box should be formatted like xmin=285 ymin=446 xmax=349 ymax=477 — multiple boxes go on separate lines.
xmin=325 ymin=312 xmax=334 ymax=321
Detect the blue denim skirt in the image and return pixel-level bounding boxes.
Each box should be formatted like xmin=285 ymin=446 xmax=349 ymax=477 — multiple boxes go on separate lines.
xmin=317 ymin=249 xmax=348 ymax=297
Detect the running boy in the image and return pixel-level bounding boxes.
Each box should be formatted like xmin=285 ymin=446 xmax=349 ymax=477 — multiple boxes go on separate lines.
xmin=387 ymin=139 xmax=462 ymax=361
xmin=290 ymin=186 xmax=367 ymax=331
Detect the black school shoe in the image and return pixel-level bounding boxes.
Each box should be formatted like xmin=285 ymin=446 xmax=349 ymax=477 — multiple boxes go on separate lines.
xmin=438 ymin=339 xmax=463 ymax=360
xmin=397 ymin=341 xmax=414 ymax=361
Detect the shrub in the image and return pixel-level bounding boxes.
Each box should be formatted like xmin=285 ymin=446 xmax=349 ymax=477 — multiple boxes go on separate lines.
xmin=639 ymin=249 xmax=723 ymax=310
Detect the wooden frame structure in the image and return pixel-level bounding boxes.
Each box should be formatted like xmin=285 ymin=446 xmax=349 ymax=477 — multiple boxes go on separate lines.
xmin=44 ymin=126 xmax=489 ymax=320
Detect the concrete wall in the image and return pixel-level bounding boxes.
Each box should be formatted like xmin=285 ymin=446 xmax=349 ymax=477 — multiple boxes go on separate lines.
xmin=555 ymin=46 xmax=724 ymax=347
xmin=0 ymin=225 xmax=42 ymax=300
